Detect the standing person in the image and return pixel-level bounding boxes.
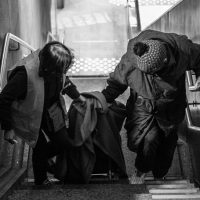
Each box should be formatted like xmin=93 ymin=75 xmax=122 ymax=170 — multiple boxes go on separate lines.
xmin=0 ymin=41 xmax=84 ymax=185
xmin=102 ymin=29 xmax=200 ymax=182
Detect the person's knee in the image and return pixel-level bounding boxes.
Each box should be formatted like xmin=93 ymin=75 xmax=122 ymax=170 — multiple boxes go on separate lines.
xmin=127 ymin=128 xmax=145 ymax=152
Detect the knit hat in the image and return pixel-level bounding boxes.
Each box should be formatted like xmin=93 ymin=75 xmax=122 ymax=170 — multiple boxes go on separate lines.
xmin=134 ymin=40 xmax=168 ymax=74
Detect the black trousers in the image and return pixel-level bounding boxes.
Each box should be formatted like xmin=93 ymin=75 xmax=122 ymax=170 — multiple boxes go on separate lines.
xmin=135 ymin=124 xmax=178 ymax=178
xmin=32 ymin=127 xmax=70 ymax=184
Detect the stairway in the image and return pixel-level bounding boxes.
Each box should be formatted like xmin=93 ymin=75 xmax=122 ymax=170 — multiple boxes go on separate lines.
xmin=145 ymin=177 xmax=200 ymax=200
xmin=2 ymin=125 xmax=197 ymax=200
xmin=5 ymin=177 xmax=200 ymax=200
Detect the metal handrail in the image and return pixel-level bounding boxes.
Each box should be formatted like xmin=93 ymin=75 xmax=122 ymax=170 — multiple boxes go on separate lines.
xmin=186 ymin=70 xmax=195 ymax=90
xmin=0 ymin=33 xmax=36 ymax=91
xmin=46 ymin=31 xmax=57 ymax=43
xmin=126 ymin=0 xmax=141 ymax=38
xmin=134 ymin=0 xmax=141 ymax=32
xmin=186 ymin=106 xmax=200 ymax=132
xmin=185 ymin=70 xmax=200 ymax=131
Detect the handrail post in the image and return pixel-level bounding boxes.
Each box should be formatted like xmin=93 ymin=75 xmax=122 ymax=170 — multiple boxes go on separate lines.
xmin=135 ymin=0 xmax=141 ymax=32
xmin=126 ymin=0 xmax=132 ymax=40
xmin=186 ymin=70 xmax=194 ymax=87
xmin=11 ymin=138 xmax=25 ymax=169
xmin=46 ymin=31 xmax=57 ymax=43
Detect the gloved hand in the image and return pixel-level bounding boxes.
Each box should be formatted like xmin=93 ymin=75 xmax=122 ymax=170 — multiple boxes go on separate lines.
xmin=107 ymin=102 xmax=112 ymax=107
xmin=78 ymin=95 xmax=86 ymax=103
xmin=74 ymin=95 xmax=86 ymax=104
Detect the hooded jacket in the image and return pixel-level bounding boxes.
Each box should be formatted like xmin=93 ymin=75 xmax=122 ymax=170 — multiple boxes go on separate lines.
xmin=102 ymin=29 xmax=200 ymax=150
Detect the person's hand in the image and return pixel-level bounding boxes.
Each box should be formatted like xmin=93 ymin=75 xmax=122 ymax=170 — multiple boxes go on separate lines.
xmin=107 ymin=102 xmax=112 ymax=107
xmin=189 ymin=77 xmax=200 ymax=91
xmin=4 ymin=129 xmax=18 ymax=145
xmin=73 ymin=95 xmax=86 ymax=107
xmin=78 ymin=95 xmax=86 ymax=103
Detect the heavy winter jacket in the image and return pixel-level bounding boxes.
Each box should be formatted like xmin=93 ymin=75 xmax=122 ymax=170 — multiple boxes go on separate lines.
xmin=102 ymin=29 xmax=200 ymax=150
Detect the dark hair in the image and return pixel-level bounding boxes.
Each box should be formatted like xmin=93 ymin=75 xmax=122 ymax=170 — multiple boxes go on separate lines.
xmin=133 ymin=42 xmax=149 ymax=57
xmin=39 ymin=41 xmax=74 ymax=77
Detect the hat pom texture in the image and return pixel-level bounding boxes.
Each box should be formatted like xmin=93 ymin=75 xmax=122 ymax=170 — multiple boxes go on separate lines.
xmin=134 ymin=40 xmax=167 ymax=74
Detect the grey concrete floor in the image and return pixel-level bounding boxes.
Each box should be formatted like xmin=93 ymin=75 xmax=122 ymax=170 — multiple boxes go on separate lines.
xmin=8 ymin=184 xmax=151 ymax=200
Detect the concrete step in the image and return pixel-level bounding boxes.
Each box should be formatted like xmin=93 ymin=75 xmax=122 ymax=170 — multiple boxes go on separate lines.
xmin=149 ymin=188 xmax=199 ymax=194
xmin=7 ymin=184 xmax=151 ymax=200
xmin=151 ymin=193 xmax=200 ymax=199
xmin=146 ymin=179 xmax=200 ymax=200
xmin=147 ymin=183 xmax=195 ymax=189
xmin=145 ymin=179 xmax=189 ymax=185
xmin=144 ymin=176 xmax=184 ymax=181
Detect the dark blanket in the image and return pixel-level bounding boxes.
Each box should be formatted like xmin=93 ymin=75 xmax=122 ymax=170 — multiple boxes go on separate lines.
xmin=54 ymin=91 xmax=127 ymax=183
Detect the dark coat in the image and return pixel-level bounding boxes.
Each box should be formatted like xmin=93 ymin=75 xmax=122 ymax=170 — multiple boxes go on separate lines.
xmin=102 ymin=29 xmax=200 ymax=151
xmin=54 ymin=91 xmax=127 ymax=183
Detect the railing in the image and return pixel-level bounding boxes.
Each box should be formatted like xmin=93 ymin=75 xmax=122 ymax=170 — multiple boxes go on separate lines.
xmin=46 ymin=31 xmax=57 ymax=43
xmin=186 ymin=71 xmax=200 ymax=131
xmin=0 ymin=33 xmax=35 ymax=90
xmin=0 ymin=33 xmax=35 ymax=198
xmin=126 ymin=0 xmax=141 ymax=39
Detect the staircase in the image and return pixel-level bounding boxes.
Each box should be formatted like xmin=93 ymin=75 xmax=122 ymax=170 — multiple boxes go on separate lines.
xmin=2 ymin=118 xmax=199 ymax=200
xmin=4 ymin=177 xmax=200 ymax=200
xmin=145 ymin=177 xmax=200 ymax=200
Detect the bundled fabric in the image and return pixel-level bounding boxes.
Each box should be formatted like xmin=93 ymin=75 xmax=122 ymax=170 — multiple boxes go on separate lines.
xmin=54 ymin=91 xmax=127 ymax=183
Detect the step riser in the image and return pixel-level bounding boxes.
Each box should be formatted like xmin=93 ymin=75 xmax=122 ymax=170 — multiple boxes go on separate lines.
xmin=147 ymin=184 xmax=194 ymax=189
xmin=149 ymin=188 xmax=199 ymax=194
xmin=152 ymin=194 xmax=200 ymax=199
xmin=145 ymin=180 xmax=189 ymax=185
